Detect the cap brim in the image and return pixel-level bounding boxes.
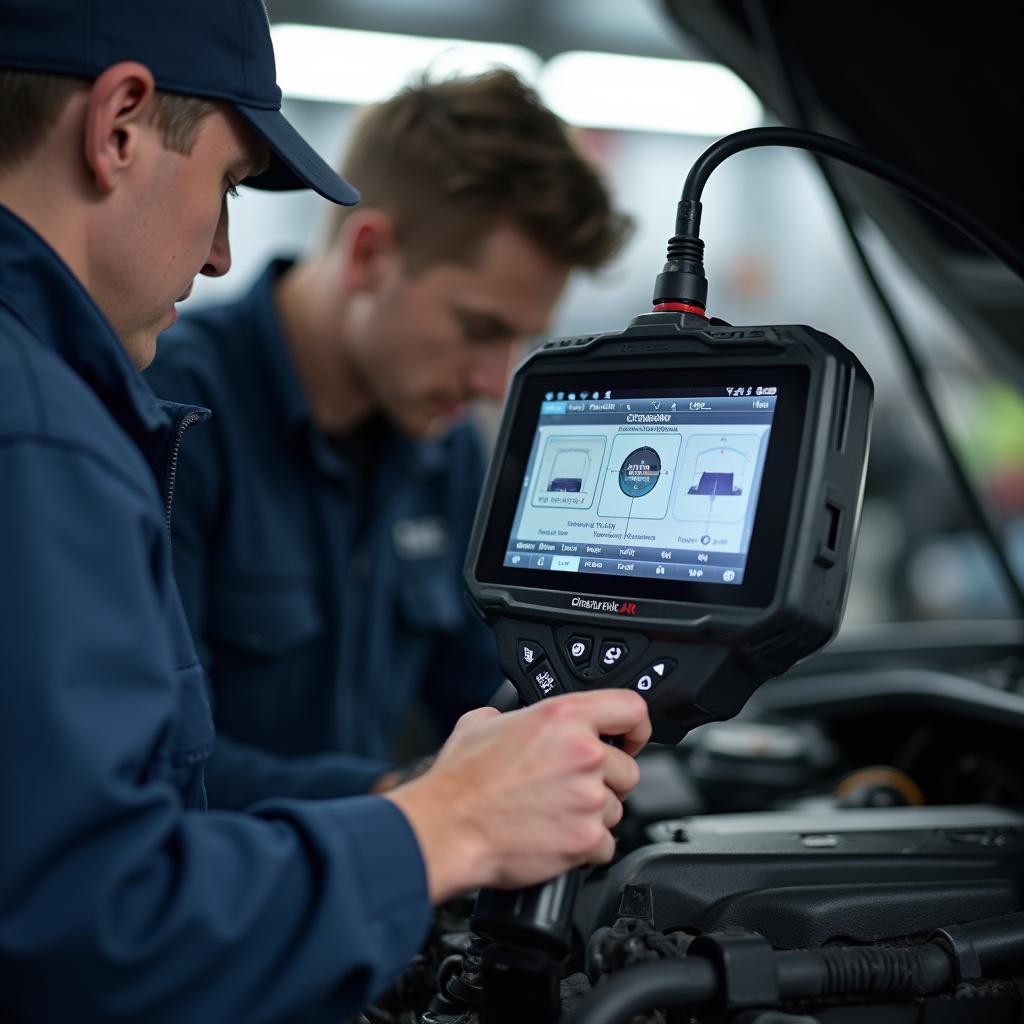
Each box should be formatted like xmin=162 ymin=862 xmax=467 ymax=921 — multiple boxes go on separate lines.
xmin=235 ymin=105 xmax=360 ymax=206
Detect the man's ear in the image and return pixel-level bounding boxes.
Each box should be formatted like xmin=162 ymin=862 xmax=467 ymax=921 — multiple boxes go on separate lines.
xmin=344 ymin=209 xmax=399 ymax=293
xmin=83 ymin=62 xmax=158 ymax=194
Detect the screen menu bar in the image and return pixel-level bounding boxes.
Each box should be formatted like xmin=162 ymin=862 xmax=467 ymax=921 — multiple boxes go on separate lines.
xmin=540 ymin=395 xmax=777 ymax=418
xmin=502 ymin=547 xmax=743 ymax=585
xmin=503 ymin=537 xmax=746 ymax=583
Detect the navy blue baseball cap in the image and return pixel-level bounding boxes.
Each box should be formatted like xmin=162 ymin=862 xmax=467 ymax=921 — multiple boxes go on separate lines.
xmin=0 ymin=0 xmax=359 ymax=205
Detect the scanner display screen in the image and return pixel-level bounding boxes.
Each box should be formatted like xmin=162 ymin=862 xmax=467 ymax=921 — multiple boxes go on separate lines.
xmin=475 ymin=366 xmax=809 ymax=607
xmin=502 ymin=386 xmax=777 ymax=587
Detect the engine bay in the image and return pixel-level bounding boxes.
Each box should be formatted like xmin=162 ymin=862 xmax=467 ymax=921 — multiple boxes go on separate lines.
xmin=360 ymin=623 xmax=1024 ymax=1023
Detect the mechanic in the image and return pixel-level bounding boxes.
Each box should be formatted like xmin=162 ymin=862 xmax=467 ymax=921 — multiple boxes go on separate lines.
xmin=144 ymin=69 xmax=631 ymax=810
xmin=0 ymin=2 xmax=650 ymax=1020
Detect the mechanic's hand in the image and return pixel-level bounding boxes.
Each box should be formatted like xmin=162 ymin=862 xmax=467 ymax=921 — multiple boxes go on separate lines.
xmin=384 ymin=690 xmax=651 ymax=903
xmin=369 ymin=755 xmax=436 ymax=794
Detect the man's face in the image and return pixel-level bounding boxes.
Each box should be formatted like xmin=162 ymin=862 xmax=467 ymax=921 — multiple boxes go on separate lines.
xmin=90 ymin=107 xmax=265 ymax=368
xmin=345 ymin=223 xmax=571 ymax=439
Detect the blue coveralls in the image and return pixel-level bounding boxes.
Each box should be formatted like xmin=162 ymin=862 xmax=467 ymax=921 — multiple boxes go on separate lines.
xmin=144 ymin=259 xmax=503 ymax=810
xmin=0 ymin=207 xmax=430 ymax=1021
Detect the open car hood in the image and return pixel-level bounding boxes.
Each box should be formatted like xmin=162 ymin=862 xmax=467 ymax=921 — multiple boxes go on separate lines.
xmin=662 ymin=0 xmax=1024 ymax=383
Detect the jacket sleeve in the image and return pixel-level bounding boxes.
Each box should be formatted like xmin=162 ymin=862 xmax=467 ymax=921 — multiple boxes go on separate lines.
xmin=421 ymin=425 xmax=507 ymax=736
xmin=0 ymin=436 xmax=431 ymax=1023
xmin=205 ymin=732 xmax=393 ymax=809
xmin=146 ymin=350 xmax=396 ymax=805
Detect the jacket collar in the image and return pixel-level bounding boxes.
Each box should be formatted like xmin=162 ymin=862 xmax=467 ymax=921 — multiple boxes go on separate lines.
xmin=0 ymin=204 xmax=202 ymax=456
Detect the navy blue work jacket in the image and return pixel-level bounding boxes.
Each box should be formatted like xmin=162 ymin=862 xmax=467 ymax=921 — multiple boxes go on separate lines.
xmin=144 ymin=260 xmax=503 ymax=810
xmin=0 ymin=207 xmax=430 ymax=1021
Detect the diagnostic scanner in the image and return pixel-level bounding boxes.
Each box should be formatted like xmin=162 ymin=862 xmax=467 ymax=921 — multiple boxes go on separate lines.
xmin=465 ymin=310 xmax=872 ymax=744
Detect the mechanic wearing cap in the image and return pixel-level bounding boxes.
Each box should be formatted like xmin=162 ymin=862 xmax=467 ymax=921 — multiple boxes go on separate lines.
xmin=144 ymin=70 xmax=631 ymax=810
xmin=0 ymin=2 xmax=650 ymax=1020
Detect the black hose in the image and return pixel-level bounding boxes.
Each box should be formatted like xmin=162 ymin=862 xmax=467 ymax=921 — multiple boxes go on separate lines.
xmin=934 ymin=910 xmax=1024 ymax=980
xmin=776 ymin=944 xmax=952 ymax=999
xmin=562 ymin=921 xmax=1024 ymax=1024
xmin=562 ymin=958 xmax=717 ymax=1024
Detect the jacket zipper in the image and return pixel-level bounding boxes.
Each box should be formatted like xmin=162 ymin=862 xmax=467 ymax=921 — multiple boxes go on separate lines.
xmin=164 ymin=411 xmax=203 ymax=534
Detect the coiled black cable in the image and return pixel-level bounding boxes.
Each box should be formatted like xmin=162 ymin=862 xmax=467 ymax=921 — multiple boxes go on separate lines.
xmin=737 ymin=0 xmax=1024 ymax=619
xmin=679 ymin=128 xmax=1024 ymax=283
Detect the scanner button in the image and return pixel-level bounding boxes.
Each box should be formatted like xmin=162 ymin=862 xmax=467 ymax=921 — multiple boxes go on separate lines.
xmin=598 ymin=640 xmax=629 ymax=672
xmin=517 ymin=640 xmax=547 ymax=673
xmin=529 ymin=663 xmax=563 ymax=699
xmin=632 ymin=659 xmax=677 ymax=693
xmin=566 ymin=635 xmax=593 ymax=667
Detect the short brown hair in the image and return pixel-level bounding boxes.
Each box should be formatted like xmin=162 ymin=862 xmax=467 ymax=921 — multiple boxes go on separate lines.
xmin=326 ymin=69 xmax=632 ymax=273
xmin=0 ymin=69 xmax=218 ymax=172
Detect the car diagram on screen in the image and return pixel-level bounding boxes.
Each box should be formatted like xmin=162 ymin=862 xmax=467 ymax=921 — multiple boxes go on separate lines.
xmin=674 ymin=433 xmax=762 ymax=528
xmin=598 ymin=433 xmax=681 ymax=523
xmin=530 ymin=435 xmax=606 ymax=509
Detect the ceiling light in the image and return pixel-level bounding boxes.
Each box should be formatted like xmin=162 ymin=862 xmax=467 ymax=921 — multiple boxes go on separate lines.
xmin=539 ymin=51 xmax=764 ymax=136
xmin=271 ymin=23 xmax=542 ymax=105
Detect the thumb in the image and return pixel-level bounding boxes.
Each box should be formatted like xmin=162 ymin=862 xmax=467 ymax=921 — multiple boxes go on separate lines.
xmin=452 ymin=705 xmax=503 ymax=731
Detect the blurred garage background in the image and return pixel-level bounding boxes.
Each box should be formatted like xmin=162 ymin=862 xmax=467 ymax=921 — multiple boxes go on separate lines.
xmin=179 ymin=0 xmax=1024 ymax=628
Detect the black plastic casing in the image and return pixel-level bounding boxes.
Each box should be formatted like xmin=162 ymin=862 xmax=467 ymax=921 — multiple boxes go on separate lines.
xmin=464 ymin=312 xmax=873 ymax=743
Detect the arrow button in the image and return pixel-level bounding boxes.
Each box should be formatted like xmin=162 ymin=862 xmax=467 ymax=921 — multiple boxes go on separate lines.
xmin=630 ymin=658 xmax=677 ymax=695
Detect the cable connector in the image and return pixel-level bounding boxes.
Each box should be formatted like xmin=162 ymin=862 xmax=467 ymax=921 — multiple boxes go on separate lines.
xmin=652 ymin=199 xmax=708 ymax=313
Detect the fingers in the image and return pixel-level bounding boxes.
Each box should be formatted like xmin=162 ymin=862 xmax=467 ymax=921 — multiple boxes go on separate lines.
xmin=547 ymin=689 xmax=652 ymax=756
xmin=618 ymin=701 xmax=653 ymax=757
xmin=601 ymin=788 xmax=623 ymax=830
xmin=592 ymin=827 xmax=617 ymax=865
xmin=544 ymin=688 xmax=647 ymax=745
xmin=602 ymin=745 xmax=641 ymax=800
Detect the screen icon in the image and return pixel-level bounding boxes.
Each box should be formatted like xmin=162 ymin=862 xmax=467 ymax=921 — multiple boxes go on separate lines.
xmin=556 ymin=392 xmax=564 ymax=401
xmin=580 ymin=391 xmax=589 ymax=400
xmin=726 ymin=387 xmax=734 ymax=395
xmin=567 ymin=392 xmax=576 ymax=401
xmin=545 ymin=392 xmax=554 ymax=401
xmin=604 ymin=390 xmax=612 ymax=399
xmin=722 ymin=569 xmax=736 ymax=582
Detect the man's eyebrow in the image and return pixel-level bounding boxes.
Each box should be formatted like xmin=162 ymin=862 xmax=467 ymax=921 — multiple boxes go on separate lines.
xmin=453 ymin=306 xmax=519 ymax=340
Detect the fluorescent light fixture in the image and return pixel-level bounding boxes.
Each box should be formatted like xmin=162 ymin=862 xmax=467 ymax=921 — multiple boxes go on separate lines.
xmin=539 ymin=51 xmax=764 ymax=136
xmin=271 ymin=23 xmax=542 ymax=105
